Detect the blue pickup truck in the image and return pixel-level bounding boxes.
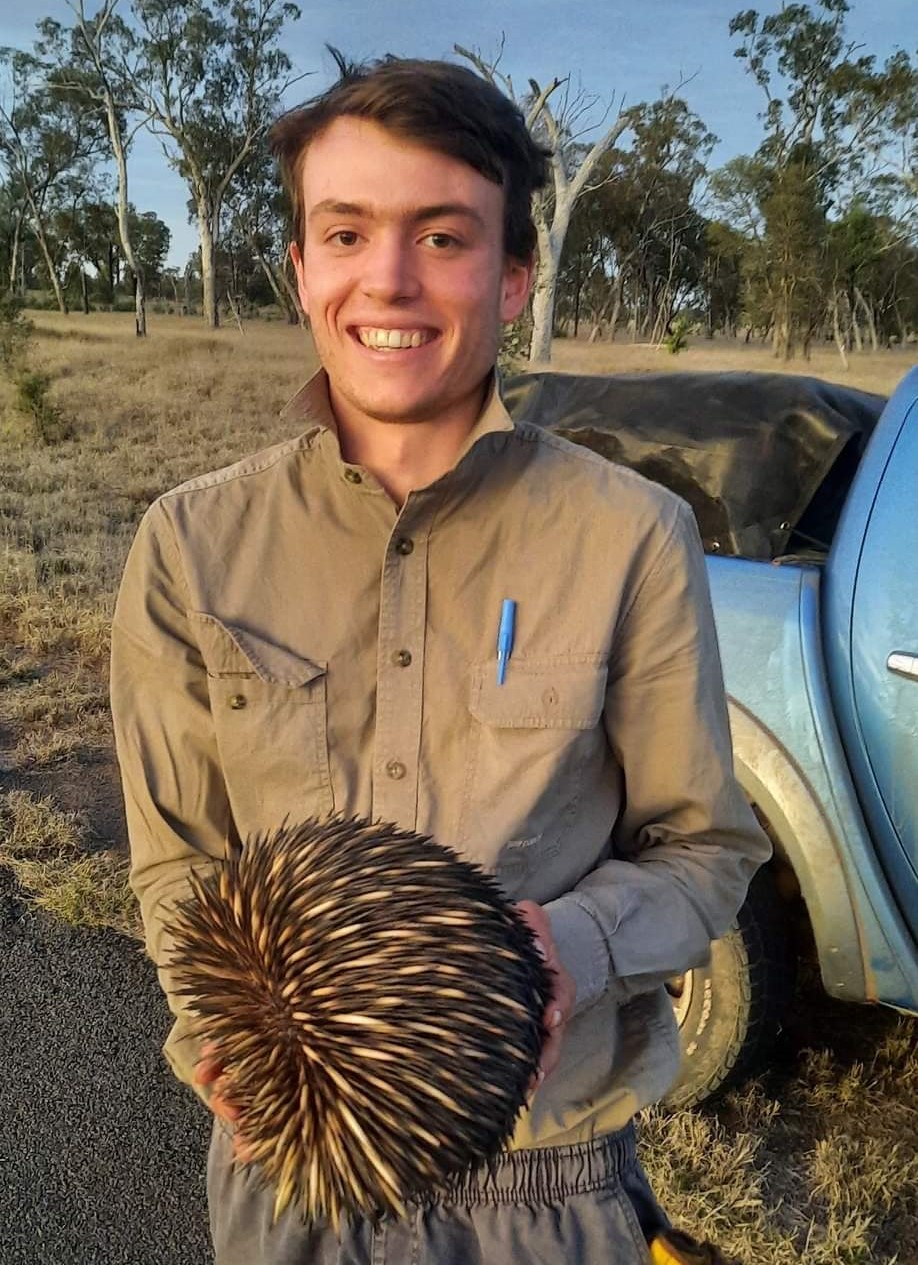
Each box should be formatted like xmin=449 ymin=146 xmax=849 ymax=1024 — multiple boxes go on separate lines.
xmin=507 ymin=364 xmax=918 ymax=1105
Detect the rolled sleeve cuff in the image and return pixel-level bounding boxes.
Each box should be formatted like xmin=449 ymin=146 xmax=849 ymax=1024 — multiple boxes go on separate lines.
xmin=545 ymin=893 xmax=611 ymax=1017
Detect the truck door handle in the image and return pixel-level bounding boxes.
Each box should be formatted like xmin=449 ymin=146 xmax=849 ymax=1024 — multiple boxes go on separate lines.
xmin=887 ymin=652 xmax=918 ymax=680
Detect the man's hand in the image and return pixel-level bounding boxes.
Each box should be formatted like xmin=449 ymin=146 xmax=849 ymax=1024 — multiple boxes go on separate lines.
xmin=194 ymin=1042 xmax=254 ymax=1163
xmin=514 ymin=900 xmax=577 ymax=1096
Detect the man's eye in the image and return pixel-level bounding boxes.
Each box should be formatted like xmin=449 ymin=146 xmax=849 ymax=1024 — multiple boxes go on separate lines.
xmin=425 ymin=233 xmax=459 ymax=249
xmin=331 ymin=231 xmax=359 ymax=247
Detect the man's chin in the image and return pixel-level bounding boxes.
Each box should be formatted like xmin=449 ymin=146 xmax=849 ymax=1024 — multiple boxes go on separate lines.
xmin=337 ymin=384 xmax=471 ymax=428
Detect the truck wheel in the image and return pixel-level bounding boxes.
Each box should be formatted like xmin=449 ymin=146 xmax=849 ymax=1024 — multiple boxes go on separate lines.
xmin=663 ymin=868 xmax=794 ymax=1109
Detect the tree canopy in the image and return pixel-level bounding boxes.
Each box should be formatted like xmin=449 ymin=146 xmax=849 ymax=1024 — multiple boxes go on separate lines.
xmin=1 ymin=0 xmax=915 ymax=357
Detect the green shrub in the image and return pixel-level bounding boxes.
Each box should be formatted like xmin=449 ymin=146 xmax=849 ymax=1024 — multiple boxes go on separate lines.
xmin=498 ymin=314 xmax=532 ymax=374
xmin=0 ymin=295 xmax=70 ymax=443
xmin=0 ymin=295 xmax=33 ymax=369
xmin=15 ymin=370 xmax=71 ymax=443
xmin=665 ymin=315 xmax=692 ymax=355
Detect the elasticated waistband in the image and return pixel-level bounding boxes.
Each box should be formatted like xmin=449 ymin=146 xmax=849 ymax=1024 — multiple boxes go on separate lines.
xmin=418 ymin=1124 xmax=638 ymax=1208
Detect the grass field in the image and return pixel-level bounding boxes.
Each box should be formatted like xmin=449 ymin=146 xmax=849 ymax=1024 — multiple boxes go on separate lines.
xmin=1 ymin=310 xmax=916 ymax=1263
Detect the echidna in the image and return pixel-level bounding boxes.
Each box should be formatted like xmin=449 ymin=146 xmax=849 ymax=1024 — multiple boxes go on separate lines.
xmin=165 ymin=815 xmax=551 ymax=1229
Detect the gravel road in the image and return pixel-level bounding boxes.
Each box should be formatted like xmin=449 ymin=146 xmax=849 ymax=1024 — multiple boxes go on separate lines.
xmin=0 ymin=872 xmax=213 ymax=1265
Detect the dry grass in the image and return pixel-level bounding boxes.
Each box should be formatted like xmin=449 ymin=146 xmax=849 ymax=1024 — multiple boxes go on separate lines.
xmin=1 ymin=310 xmax=916 ymax=1263
xmin=641 ymin=1003 xmax=918 ymax=1264
xmin=546 ymin=333 xmax=913 ymax=397
xmin=0 ymin=788 xmax=139 ymax=936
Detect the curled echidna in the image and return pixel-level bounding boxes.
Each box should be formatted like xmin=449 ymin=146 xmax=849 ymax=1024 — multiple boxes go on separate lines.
xmin=165 ymin=815 xmax=551 ymax=1228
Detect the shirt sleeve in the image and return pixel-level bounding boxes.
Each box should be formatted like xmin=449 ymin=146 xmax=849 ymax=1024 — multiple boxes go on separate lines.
xmin=110 ymin=500 xmax=237 ymax=1098
xmin=546 ymin=501 xmax=772 ymax=1016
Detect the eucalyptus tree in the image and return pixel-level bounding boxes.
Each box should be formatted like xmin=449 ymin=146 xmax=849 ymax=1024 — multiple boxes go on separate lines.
xmin=729 ymin=0 xmax=916 ymax=357
xmin=0 ymin=48 xmax=107 ymax=313
xmin=128 ymin=0 xmax=305 ymax=328
xmin=559 ymin=95 xmax=715 ymax=343
xmin=224 ymin=146 xmax=303 ymax=324
xmin=37 ymin=1 xmax=154 ymax=334
xmin=701 ymin=220 xmax=745 ymax=338
xmin=456 ymin=41 xmax=636 ymax=363
xmin=0 ymin=171 xmax=29 ymax=294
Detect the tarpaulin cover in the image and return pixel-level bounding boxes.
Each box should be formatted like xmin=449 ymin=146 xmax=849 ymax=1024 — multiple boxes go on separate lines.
xmin=503 ymin=370 xmax=886 ymax=560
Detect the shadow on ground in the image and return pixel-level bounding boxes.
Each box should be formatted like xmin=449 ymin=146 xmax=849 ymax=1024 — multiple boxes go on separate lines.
xmin=0 ymin=870 xmax=211 ymax=1265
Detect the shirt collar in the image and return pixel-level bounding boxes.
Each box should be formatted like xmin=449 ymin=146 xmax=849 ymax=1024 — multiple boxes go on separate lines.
xmin=280 ymin=367 xmax=338 ymax=435
xmin=280 ymin=366 xmax=516 ymax=488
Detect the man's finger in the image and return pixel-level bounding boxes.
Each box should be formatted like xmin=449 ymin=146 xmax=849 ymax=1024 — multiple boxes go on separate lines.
xmin=194 ymin=1060 xmax=222 ymax=1087
xmin=232 ymin=1131 xmax=256 ymax=1164
xmin=210 ymin=1095 xmax=240 ymax=1123
xmin=194 ymin=1042 xmax=224 ymax=1086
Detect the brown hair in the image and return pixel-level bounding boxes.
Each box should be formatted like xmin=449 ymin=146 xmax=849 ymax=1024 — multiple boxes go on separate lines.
xmin=268 ymin=51 xmax=550 ymax=262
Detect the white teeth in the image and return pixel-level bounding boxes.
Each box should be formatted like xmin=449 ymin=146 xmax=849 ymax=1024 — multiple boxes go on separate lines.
xmin=358 ymin=328 xmax=431 ymax=349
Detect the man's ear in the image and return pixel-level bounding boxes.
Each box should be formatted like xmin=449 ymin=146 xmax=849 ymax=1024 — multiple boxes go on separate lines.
xmin=500 ymin=254 xmax=534 ymax=324
xmin=290 ymin=241 xmax=308 ymax=314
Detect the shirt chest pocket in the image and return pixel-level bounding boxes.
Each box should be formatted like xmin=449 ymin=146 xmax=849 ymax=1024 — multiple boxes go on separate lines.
xmin=458 ymin=658 xmax=609 ymax=898
xmin=189 ymin=613 xmax=334 ymax=836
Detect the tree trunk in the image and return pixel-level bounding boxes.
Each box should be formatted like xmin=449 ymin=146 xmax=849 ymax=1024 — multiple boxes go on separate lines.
xmin=893 ymin=302 xmax=907 ymax=347
xmin=850 ymin=299 xmax=863 ymax=353
xmin=105 ymin=98 xmax=147 ymax=336
xmin=830 ymin=292 xmax=849 ymax=370
xmin=607 ymin=275 xmax=623 ymax=343
xmin=8 ymin=209 xmax=23 ymax=295
xmin=772 ymin=280 xmax=794 ymax=360
xmin=529 ymin=198 xmax=573 ymax=363
xmin=246 ymin=233 xmax=299 ymax=324
xmin=32 ymin=215 xmax=67 ymax=314
xmin=197 ymin=205 xmax=219 ymax=329
xmin=854 ymin=287 xmax=878 ymax=353
xmin=772 ymin=308 xmax=791 ymax=359
xmin=529 ymin=227 xmax=563 ymax=363
xmin=134 ymin=275 xmax=146 ymax=338
xmin=226 ymin=290 xmax=245 ymax=334
xmin=529 ymin=276 xmax=555 ymax=361
xmin=278 ymin=249 xmax=306 ymax=325
xmin=80 ymin=268 xmax=89 ymax=315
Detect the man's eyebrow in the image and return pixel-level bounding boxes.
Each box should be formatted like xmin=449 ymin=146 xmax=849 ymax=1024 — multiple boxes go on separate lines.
xmin=308 ymin=200 xmax=367 ymax=221
xmin=411 ymin=203 xmax=486 ymax=228
xmin=308 ymin=199 xmax=486 ymax=227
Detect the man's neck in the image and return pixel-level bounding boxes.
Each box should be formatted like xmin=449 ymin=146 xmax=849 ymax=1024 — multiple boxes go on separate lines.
xmin=329 ymin=381 xmax=490 ymax=506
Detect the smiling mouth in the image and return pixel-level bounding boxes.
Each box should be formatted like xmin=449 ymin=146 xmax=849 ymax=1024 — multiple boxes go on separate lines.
xmin=354 ymin=327 xmax=437 ymax=350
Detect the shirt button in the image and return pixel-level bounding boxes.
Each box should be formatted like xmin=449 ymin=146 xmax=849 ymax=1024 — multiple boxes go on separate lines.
xmin=392 ymin=649 xmax=412 ymax=668
xmin=228 ymin=694 xmax=247 ymax=710
xmin=344 ymin=469 xmax=362 ymax=484
xmin=386 ymin=759 xmax=407 ymax=780
xmin=394 ymin=536 xmax=414 ymax=555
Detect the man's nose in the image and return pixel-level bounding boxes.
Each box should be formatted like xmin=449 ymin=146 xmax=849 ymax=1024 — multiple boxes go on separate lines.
xmin=360 ymin=236 xmax=420 ymax=303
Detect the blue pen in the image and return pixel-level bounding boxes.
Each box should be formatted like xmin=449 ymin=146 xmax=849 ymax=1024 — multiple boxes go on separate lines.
xmin=496 ymin=598 xmax=516 ymax=685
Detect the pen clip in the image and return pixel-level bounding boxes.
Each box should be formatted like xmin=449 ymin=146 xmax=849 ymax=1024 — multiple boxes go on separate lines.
xmin=497 ymin=598 xmax=516 ymax=685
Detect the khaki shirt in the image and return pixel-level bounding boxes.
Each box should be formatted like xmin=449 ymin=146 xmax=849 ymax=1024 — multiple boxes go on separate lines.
xmin=110 ymin=370 xmax=769 ymax=1149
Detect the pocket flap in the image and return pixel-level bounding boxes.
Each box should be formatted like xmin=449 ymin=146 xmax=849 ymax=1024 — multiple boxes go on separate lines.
xmin=189 ymin=613 xmax=326 ymax=687
xmin=470 ymin=660 xmax=608 ymax=729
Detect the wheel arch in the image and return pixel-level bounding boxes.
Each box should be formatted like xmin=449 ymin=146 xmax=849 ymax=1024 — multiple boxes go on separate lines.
xmin=727 ymin=699 xmax=868 ymax=1003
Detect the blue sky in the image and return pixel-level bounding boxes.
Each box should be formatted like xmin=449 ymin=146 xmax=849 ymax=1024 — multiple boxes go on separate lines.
xmin=1 ymin=0 xmax=914 ymax=267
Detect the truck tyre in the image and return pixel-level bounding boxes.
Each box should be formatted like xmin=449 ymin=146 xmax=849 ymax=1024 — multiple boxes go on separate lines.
xmin=663 ymin=867 xmax=794 ymax=1109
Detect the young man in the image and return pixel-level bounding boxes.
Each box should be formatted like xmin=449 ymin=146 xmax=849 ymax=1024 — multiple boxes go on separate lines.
xmin=111 ymin=56 xmax=769 ymax=1265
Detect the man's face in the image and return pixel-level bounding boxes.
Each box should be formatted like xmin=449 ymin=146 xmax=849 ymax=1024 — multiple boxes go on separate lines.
xmin=291 ymin=117 xmax=532 ymax=430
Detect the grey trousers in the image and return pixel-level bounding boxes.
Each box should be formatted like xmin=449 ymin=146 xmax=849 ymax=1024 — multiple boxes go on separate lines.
xmin=207 ymin=1118 xmax=669 ymax=1264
